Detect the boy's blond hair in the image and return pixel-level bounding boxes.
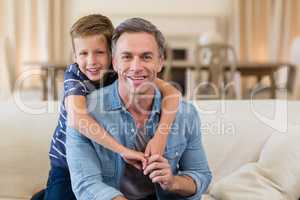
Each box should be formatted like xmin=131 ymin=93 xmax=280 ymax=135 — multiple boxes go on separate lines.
xmin=70 ymin=14 xmax=114 ymax=54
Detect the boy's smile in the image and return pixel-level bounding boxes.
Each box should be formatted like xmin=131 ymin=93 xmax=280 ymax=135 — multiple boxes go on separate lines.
xmin=74 ymin=35 xmax=110 ymax=82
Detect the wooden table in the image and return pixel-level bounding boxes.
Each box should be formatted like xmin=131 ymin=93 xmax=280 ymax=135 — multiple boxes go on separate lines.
xmin=168 ymin=61 xmax=296 ymax=98
xmin=234 ymin=62 xmax=296 ymax=98
xmin=23 ymin=62 xmax=66 ymax=100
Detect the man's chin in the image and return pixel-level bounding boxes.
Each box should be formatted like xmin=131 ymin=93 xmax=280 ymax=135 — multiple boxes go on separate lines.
xmin=129 ymin=86 xmax=156 ymax=97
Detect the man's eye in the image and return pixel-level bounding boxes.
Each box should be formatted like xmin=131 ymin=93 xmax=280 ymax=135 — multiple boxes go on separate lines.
xmin=143 ymin=55 xmax=152 ymax=60
xmin=122 ymin=55 xmax=131 ymax=60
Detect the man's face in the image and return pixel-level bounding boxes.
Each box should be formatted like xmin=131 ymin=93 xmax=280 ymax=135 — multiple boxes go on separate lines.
xmin=112 ymin=32 xmax=163 ymax=95
xmin=73 ymin=34 xmax=110 ymax=82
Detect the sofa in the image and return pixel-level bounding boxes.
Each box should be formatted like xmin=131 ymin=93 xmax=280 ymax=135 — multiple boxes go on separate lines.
xmin=0 ymin=99 xmax=299 ymax=200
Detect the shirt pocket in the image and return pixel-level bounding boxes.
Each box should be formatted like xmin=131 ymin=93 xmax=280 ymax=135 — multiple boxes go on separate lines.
xmin=163 ymin=143 xmax=185 ymax=173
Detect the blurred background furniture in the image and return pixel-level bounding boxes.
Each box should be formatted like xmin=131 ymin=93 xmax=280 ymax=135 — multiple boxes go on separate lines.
xmin=163 ymin=40 xmax=296 ymax=99
xmin=23 ymin=62 xmax=66 ymax=100
xmin=1 ymin=99 xmax=299 ymax=200
xmin=192 ymin=43 xmax=239 ymax=100
xmin=238 ymin=62 xmax=295 ymax=99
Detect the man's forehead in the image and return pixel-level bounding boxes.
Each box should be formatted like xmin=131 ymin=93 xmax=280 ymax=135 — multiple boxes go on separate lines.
xmin=116 ymin=32 xmax=159 ymax=53
xmin=120 ymin=51 xmax=154 ymax=55
xmin=118 ymin=31 xmax=154 ymax=39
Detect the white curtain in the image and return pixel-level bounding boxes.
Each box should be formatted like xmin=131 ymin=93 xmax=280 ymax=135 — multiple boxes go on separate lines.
xmin=0 ymin=37 xmax=12 ymax=100
xmin=230 ymin=0 xmax=300 ymax=98
xmin=0 ymin=0 xmax=65 ymax=91
xmin=231 ymin=0 xmax=300 ymax=62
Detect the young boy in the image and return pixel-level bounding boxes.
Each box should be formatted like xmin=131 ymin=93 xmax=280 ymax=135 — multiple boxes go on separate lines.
xmin=32 ymin=14 xmax=180 ymax=200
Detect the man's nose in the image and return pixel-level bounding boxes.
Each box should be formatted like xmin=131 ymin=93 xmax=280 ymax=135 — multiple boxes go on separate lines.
xmin=130 ymin=57 xmax=142 ymax=70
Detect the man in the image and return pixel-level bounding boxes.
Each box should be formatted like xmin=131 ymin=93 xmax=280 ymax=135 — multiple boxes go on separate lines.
xmin=66 ymin=17 xmax=212 ymax=200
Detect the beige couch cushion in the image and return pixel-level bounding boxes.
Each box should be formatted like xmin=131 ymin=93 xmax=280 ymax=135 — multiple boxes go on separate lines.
xmin=258 ymin=128 xmax=300 ymax=200
xmin=0 ymin=101 xmax=58 ymax=199
xmin=196 ymin=100 xmax=276 ymax=184
xmin=210 ymin=128 xmax=300 ymax=200
xmin=210 ymin=163 xmax=284 ymax=200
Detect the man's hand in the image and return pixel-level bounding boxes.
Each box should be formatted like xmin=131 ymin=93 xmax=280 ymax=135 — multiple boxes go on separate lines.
xmin=144 ymin=134 xmax=167 ymax=158
xmin=143 ymin=154 xmax=175 ymax=191
xmin=120 ymin=148 xmax=147 ymax=170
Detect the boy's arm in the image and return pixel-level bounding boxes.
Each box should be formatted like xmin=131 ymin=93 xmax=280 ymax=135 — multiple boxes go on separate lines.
xmin=145 ymin=78 xmax=181 ymax=156
xmin=65 ymin=95 xmax=146 ymax=167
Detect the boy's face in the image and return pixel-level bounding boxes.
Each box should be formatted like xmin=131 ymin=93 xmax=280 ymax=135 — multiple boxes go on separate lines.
xmin=73 ymin=34 xmax=110 ymax=82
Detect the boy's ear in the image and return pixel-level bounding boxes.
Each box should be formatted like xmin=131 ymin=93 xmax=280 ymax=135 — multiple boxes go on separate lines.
xmin=72 ymin=52 xmax=77 ymax=63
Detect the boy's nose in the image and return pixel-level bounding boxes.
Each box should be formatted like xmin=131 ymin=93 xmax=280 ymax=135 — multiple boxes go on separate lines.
xmin=87 ymin=54 xmax=97 ymax=65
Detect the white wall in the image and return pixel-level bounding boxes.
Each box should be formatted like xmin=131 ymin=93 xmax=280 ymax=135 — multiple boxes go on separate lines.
xmin=68 ymin=0 xmax=232 ymax=18
xmin=63 ymin=0 xmax=233 ymax=61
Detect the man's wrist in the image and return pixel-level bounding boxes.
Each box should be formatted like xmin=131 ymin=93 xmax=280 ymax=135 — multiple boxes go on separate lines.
xmin=167 ymin=175 xmax=197 ymax=197
xmin=112 ymin=195 xmax=127 ymax=200
xmin=168 ymin=175 xmax=180 ymax=192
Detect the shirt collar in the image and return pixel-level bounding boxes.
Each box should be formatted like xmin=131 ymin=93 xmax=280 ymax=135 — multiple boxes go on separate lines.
xmin=108 ymin=80 xmax=161 ymax=114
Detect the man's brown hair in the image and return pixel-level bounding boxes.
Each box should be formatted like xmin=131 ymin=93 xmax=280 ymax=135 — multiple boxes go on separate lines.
xmin=70 ymin=14 xmax=114 ymax=54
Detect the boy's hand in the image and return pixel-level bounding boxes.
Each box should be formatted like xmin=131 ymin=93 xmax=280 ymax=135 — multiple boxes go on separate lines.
xmin=120 ymin=148 xmax=147 ymax=170
xmin=144 ymin=134 xmax=168 ymax=158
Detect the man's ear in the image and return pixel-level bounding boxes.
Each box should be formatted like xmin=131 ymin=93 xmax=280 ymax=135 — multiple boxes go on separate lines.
xmin=157 ymin=57 xmax=164 ymax=73
xmin=112 ymin=56 xmax=118 ymax=72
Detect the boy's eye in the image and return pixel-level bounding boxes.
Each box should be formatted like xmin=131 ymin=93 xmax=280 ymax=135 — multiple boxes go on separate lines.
xmin=79 ymin=52 xmax=88 ymax=56
xmin=96 ymin=50 xmax=105 ymax=54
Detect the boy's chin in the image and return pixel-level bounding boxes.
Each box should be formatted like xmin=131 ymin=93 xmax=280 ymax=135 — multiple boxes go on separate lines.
xmin=88 ymin=74 xmax=104 ymax=82
xmin=88 ymin=78 xmax=100 ymax=82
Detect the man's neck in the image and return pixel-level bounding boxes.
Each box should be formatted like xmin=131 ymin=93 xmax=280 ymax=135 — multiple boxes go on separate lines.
xmin=118 ymin=85 xmax=155 ymax=127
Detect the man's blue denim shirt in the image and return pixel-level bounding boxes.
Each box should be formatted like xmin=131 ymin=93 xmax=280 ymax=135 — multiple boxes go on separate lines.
xmin=66 ymin=80 xmax=212 ymax=200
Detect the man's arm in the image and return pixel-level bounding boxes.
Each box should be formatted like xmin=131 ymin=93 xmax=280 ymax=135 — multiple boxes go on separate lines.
xmin=167 ymin=175 xmax=197 ymax=196
xmin=144 ymin=103 xmax=212 ymax=199
xmin=113 ymin=196 xmax=128 ymax=200
xmin=177 ymin=103 xmax=212 ymax=199
xmin=66 ymin=126 xmax=124 ymax=200
xmin=144 ymin=154 xmax=197 ymax=197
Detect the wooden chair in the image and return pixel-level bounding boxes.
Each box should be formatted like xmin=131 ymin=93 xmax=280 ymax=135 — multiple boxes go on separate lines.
xmin=192 ymin=43 xmax=240 ymax=99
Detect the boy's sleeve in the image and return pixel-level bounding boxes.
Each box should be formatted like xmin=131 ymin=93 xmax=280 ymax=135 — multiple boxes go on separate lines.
xmin=64 ymin=69 xmax=89 ymax=97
